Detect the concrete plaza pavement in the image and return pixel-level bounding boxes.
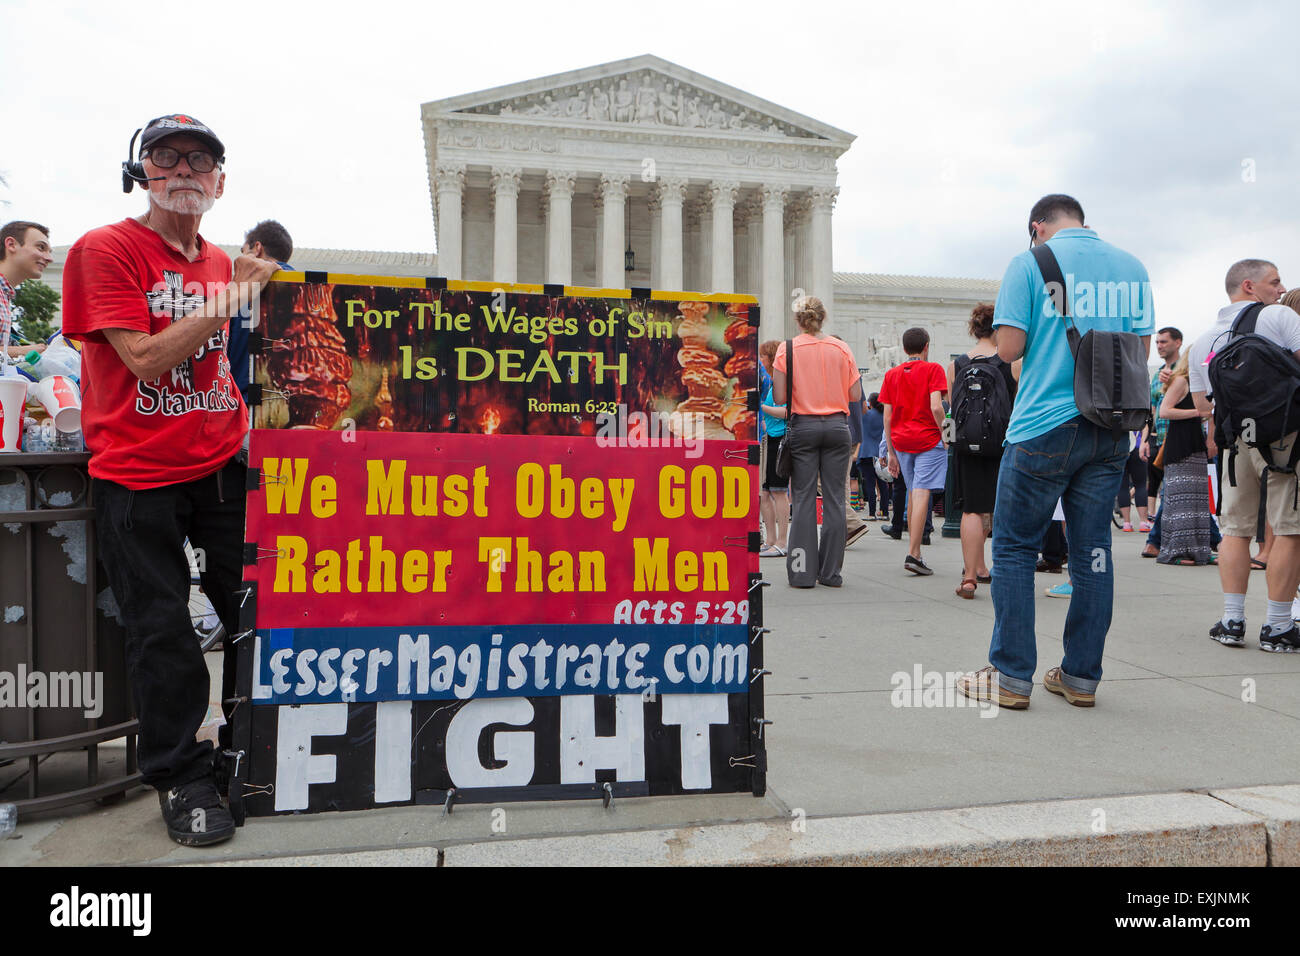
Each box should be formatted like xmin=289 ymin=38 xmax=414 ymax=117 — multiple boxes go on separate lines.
xmin=4 ymin=520 xmax=1299 ymax=866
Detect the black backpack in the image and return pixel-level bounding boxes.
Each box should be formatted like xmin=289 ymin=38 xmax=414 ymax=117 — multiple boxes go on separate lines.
xmin=951 ymin=354 xmax=1012 ymax=456
xmin=1207 ymin=302 xmax=1300 ymax=492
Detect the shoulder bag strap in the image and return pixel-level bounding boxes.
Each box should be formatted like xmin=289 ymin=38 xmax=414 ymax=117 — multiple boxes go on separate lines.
xmin=785 ymin=338 xmax=794 ymax=417
xmin=1231 ymin=302 xmax=1265 ymax=337
xmin=1031 ymin=244 xmax=1082 ymax=357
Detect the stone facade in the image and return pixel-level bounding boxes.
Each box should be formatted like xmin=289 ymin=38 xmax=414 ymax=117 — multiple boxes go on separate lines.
xmin=422 ymin=55 xmax=851 ymax=347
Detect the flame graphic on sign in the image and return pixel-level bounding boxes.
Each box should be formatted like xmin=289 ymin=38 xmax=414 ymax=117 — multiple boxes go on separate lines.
xmin=480 ymin=406 xmax=502 ymax=434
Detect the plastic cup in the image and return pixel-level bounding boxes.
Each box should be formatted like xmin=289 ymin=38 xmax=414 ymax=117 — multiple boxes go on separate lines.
xmin=0 ymin=378 xmax=27 ymax=452
xmin=31 ymin=375 xmax=81 ymax=433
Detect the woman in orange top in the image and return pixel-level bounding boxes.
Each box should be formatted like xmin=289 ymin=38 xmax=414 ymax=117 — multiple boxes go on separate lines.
xmin=773 ymin=296 xmax=862 ymax=587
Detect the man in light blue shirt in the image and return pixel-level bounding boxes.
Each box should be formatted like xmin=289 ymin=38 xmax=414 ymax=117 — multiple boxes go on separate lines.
xmin=957 ymin=194 xmax=1152 ymax=710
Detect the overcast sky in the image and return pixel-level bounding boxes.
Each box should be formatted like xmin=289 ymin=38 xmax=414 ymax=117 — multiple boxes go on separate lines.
xmin=3 ymin=0 xmax=1297 ymax=342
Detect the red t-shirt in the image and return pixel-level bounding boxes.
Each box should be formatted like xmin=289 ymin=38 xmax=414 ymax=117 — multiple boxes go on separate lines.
xmin=879 ymin=359 xmax=947 ymax=454
xmin=61 ymin=218 xmax=246 ymax=490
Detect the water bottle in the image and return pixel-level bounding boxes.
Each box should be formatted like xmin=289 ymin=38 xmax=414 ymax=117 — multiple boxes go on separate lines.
xmin=19 ymin=350 xmax=79 ymax=385
xmin=24 ymin=419 xmax=50 ymax=452
xmin=54 ymin=428 xmax=83 ymax=452
xmin=0 ymin=803 xmax=16 ymax=838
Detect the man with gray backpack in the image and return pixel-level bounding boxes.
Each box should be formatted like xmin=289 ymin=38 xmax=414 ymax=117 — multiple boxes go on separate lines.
xmin=1190 ymin=259 xmax=1300 ymax=653
xmin=956 ymin=194 xmax=1152 ymax=709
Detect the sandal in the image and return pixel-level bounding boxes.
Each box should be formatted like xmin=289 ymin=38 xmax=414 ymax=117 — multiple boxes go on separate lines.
xmin=1251 ymin=558 xmax=1267 ymax=571
xmin=760 ymin=545 xmax=786 ymax=558
xmin=976 ymin=571 xmax=992 ymax=584
xmin=955 ymin=578 xmax=977 ymax=599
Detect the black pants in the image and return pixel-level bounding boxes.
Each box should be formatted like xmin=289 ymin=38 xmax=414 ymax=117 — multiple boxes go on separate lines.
xmin=874 ymin=465 xmax=892 ymax=518
xmin=1115 ymin=446 xmax=1147 ymax=509
xmin=886 ymin=474 xmax=933 ymax=534
xmin=93 ymin=457 xmax=246 ymax=790
xmin=1042 ymin=520 xmax=1068 ymax=565
xmin=860 ymin=459 xmax=891 ymax=517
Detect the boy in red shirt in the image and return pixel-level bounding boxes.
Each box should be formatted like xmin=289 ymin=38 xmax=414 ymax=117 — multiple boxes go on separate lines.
xmin=880 ymin=327 xmax=948 ymax=575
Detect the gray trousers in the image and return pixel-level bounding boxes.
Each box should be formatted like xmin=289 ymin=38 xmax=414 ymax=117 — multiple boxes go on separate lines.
xmin=786 ymin=412 xmax=852 ymax=586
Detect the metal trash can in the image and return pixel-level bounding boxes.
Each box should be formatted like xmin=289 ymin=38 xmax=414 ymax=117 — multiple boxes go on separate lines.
xmin=0 ymin=452 xmax=140 ymax=813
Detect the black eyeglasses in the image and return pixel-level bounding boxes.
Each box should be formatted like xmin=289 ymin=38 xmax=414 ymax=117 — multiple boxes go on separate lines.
xmin=1028 ymin=220 xmax=1040 ymax=248
xmin=145 ymin=147 xmax=219 ymax=173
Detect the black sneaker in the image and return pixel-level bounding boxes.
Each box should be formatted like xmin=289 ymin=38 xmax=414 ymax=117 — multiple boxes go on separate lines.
xmin=1209 ymin=619 xmax=1246 ymax=648
xmin=881 ymin=526 xmax=902 ymax=540
xmin=904 ymin=554 xmax=933 ymax=576
xmin=159 ymin=777 xmax=235 ymax=847
xmin=1260 ymin=623 xmax=1300 ymax=653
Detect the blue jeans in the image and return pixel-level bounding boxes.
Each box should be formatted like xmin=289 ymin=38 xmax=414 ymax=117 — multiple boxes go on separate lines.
xmin=989 ymin=416 xmax=1128 ymax=696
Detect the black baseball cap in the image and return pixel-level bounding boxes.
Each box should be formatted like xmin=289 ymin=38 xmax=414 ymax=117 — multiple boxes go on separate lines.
xmin=139 ymin=114 xmax=225 ymax=163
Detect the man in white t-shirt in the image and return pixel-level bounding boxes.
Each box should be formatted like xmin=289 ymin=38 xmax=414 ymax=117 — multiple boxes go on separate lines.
xmin=1189 ymin=259 xmax=1300 ymax=653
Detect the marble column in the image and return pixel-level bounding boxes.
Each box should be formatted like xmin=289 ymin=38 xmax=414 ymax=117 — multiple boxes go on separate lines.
xmin=709 ymin=180 xmax=738 ymax=294
xmin=654 ymin=177 xmax=687 ymax=292
xmin=784 ymin=196 xmax=812 ymax=338
xmin=696 ymin=197 xmax=713 ymax=293
xmin=433 ymin=164 xmax=465 ymax=281
xmin=760 ymin=185 xmax=786 ymax=343
xmin=598 ymin=174 xmax=628 ymax=289
xmin=735 ymin=196 xmax=762 ymax=296
xmin=595 ymin=174 xmax=624 ymax=287
xmin=683 ymin=199 xmax=703 ymax=293
xmin=544 ymin=171 xmax=575 ymax=286
xmin=647 ymin=190 xmax=661 ymax=288
xmin=810 ymin=186 xmax=839 ymax=323
xmin=592 ymin=187 xmax=604 ymax=286
xmin=733 ymin=203 xmax=748 ymax=296
xmin=491 ymin=166 xmax=521 ymax=285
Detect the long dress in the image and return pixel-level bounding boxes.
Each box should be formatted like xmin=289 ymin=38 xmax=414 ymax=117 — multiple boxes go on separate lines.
xmin=1157 ymin=392 xmax=1213 ymax=565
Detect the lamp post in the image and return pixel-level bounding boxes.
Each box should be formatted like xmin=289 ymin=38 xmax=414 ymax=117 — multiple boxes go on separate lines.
xmin=624 ymin=195 xmax=635 ymax=273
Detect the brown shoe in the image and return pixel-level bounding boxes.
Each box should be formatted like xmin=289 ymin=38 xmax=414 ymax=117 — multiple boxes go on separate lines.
xmin=845 ymin=524 xmax=870 ymax=547
xmin=955 ymin=665 xmax=1029 ymax=709
xmin=1043 ymin=666 xmax=1095 ymax=707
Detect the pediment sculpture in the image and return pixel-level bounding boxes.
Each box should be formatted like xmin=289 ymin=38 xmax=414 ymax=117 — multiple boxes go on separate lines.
xmin=463 ymin=71 xmax=818 ymax=138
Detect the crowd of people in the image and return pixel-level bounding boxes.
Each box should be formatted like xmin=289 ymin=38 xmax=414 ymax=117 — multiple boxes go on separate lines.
xmin=760 ymin=193 xmax=1300 ymax=717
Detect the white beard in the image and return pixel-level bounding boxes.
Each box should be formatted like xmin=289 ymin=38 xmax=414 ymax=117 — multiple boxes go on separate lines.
xmin=150 ymin=184 xmax=215 ymax=215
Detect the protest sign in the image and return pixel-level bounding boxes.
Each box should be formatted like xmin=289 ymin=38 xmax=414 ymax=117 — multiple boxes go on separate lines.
xmin=232 ymin=275 xmax=765 ymax=816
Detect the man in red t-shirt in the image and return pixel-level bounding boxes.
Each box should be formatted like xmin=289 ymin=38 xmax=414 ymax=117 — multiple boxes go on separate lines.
xmin=879 ymin=327 xmax=948 ymax=575
xmin=61 ymin=114 xmax=279 ymax=847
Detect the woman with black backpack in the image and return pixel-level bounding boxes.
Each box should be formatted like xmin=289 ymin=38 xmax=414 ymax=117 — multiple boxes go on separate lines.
xmin=948 ymin=303 xmax=1019 ymax=598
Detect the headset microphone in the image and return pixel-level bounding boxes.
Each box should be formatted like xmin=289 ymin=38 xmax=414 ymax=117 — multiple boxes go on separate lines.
xmin=121 ymin=128 xmax=165 ymax=193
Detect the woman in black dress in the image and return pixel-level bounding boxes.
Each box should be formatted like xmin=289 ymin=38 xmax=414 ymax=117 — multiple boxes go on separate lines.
xmin=947 ymin=303 xmax=1019 ymax=598
xmin=1156 ymin=353 xmax=1213 ymax=565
